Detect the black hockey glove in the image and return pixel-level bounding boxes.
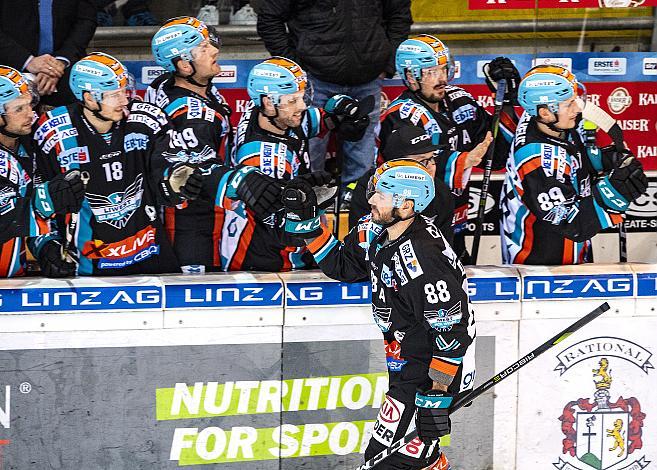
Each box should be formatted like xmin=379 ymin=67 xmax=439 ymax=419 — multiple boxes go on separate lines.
xmin=282 ymin=178 xmax=323 ymax=239
xmin=36 ymin=239 xmax=77 ymax=278
xmin=324 ymin=94 xmax=375 ymax=142
xmin=599 ymin=145 xmax=632 ymax=172
xmin=595 ymin=157 xmax=648 ymax=212
xmin=483 ymin=57 xmax=521 ymax=105
xmin=415 ymin=389 xmax=452 ymax=445
xmin=233 ymin=167 xmax=284 ymax=218
xmin=34 ymin=170 xmax=85 ymax=217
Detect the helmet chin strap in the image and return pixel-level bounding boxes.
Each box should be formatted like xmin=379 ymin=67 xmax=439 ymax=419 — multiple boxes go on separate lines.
xmin=381 ymin=207 xmax=416 ymax=229
xmin=179 ymin=62 xmax=211 ymax=88
xmin=261 ymin=102 xmax=289 ymax=132
xmin=0 ymin=116 xmax=22 ymax=139
xmin=540 ymin=110 xmax=568 ymax=134
xmin=89 ymin=102 xmax=113 ymax=122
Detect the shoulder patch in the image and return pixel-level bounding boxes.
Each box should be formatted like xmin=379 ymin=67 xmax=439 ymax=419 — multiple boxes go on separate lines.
xmin=399 ymin=239 xmax=424 ymax=279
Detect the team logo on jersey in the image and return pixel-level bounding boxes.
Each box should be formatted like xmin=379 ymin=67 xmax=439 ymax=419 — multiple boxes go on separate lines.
xmin=394 ymin=330 xmax=406 ymax=343
xmin=163 ymin=145 xmax=216 ymax=165
xmin=543 ymin=198 xmax=579 ymax=225
xmin=556 ymin=357 xmax=649 ymax=470
xmin=86 ymin=174 xmax=144 ymax=229
xmin=372 ymin=304 xmax=392 ymax=332
xmin=384 ymin=340 xmax=408 ymax=372
xmin=399 ymin=240 xmax=423 ymax=279
xmin=424 ymin=301 xmax=462 ymax=332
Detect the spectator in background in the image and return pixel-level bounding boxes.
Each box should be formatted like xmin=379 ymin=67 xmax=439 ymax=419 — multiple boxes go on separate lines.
xmin=349 ymin=123 xmax=455 ymax=246
xmin=256 ymin=0 xmax=412 ymax=206
xmin=93 ymin=0 xmax=158 ymax=27
xmin=0 ymin=0 xmax=96 ymax=107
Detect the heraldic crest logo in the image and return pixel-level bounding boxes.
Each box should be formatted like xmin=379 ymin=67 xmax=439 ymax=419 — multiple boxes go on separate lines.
xmin=555 ymin=355 xmax=649 ymax=470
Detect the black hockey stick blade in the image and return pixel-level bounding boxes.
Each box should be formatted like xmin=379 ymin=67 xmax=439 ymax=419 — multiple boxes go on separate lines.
xmin=355 ymin=302 xmax=610 ymax=470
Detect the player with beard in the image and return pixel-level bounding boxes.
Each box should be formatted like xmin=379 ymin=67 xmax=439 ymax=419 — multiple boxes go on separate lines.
xmin=282 ymin=159 xmax=476 ymax=470
xmin=379 ymin=35 xmax=519 ymax=262
xmin=0 ymin=66 xmax=84 ymax=277
xmin=146 ymin=16 xmax=235 ymax=272
xmin=32 ymin=53 xmax=284 ymax=276
xmin=349 ymin=122 xmax=455 ymax=245
xmin=500 ymin=65 xmax=647 ymax=264
xmin=222 ymin=57 xmax=371 ymax=271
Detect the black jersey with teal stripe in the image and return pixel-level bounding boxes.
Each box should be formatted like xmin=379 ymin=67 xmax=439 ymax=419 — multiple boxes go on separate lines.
xmin=32 ymin=102 xmax=183 ymax=275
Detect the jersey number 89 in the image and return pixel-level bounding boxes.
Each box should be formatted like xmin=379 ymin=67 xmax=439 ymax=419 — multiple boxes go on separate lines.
xmin=537 ymin=187 xmax=566 ymax=211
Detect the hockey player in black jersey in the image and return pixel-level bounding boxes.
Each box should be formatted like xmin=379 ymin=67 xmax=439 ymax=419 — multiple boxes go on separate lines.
xmin=146 ymin=16 xmax=234 ymax=272
xmin=500 ymin=65 xmax=648 ymax=264
xmin=380 ymin=35 xmax=519 ymax=262
xmin=349 ymin=122 xmax=455 ymax=246
xmin=283 ymin=160 xmax=476 ymax=469
xmin=0 ymin=66 xmax=84 ymax=277
xmin=223 ymin=56 xmax=371 ymax=271
xmin=32 ymin=53 xmax=282 ymax=276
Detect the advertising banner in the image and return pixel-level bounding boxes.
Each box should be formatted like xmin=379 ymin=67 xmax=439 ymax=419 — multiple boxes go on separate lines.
xmin=516 ymin=316 xmax=656 ymax=470
xmin=468 ymin=0 xmax=657 ymax=9
xmin=0 ymin=331 xmax=496 ymax=468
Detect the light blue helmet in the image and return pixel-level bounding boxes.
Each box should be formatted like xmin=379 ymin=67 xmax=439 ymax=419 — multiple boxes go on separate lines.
xmin=0 ymin=66 xmax=32 ymax=114
xmin=395 ymin=34 xmax=454 ymax=86
xmin=517 ymin=65 xmax=585 ymax=116
xmin=247 ymin=57 xmax=311 ymax=107
xmin=367 ymin=159 xmax=435 ymax=213
xmin=152 ymin=16 xmax=219 ymax=72
xmin=69 ymin=52 xmax=129 ymax=102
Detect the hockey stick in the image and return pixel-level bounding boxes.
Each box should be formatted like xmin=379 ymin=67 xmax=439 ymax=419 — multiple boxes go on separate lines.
xmin=61 ymin=170 xmax=89 ymax=264
xmin=356 ymin=301 xmax=611 ymax=470
xmin=470 ymin=79 xmax=507 ymax=264
xmin=581 ymin=102 xmax=628 ymax=262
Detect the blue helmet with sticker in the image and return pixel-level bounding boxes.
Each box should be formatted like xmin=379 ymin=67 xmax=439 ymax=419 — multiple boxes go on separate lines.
xmin=367 ymin=159 xmax=435 ymax=213
xmin=69 ymin=52 xmax=129 ymax=102
xmin=517 ymin=65 xmax=585 ymax=116
xmin=395 ymin=34 xmax=454 ymax=86
xmin=152 ymin=16 xmax=220 ymax=72
xmin=0 ymin=66 xmax=32 ymax=114
xmin=247 ymin=57 xmax=311 ymax=107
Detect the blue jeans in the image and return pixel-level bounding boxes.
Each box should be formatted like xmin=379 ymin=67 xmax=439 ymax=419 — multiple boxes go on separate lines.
xmin=308 ymin=75 xmax=382 ymax=184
